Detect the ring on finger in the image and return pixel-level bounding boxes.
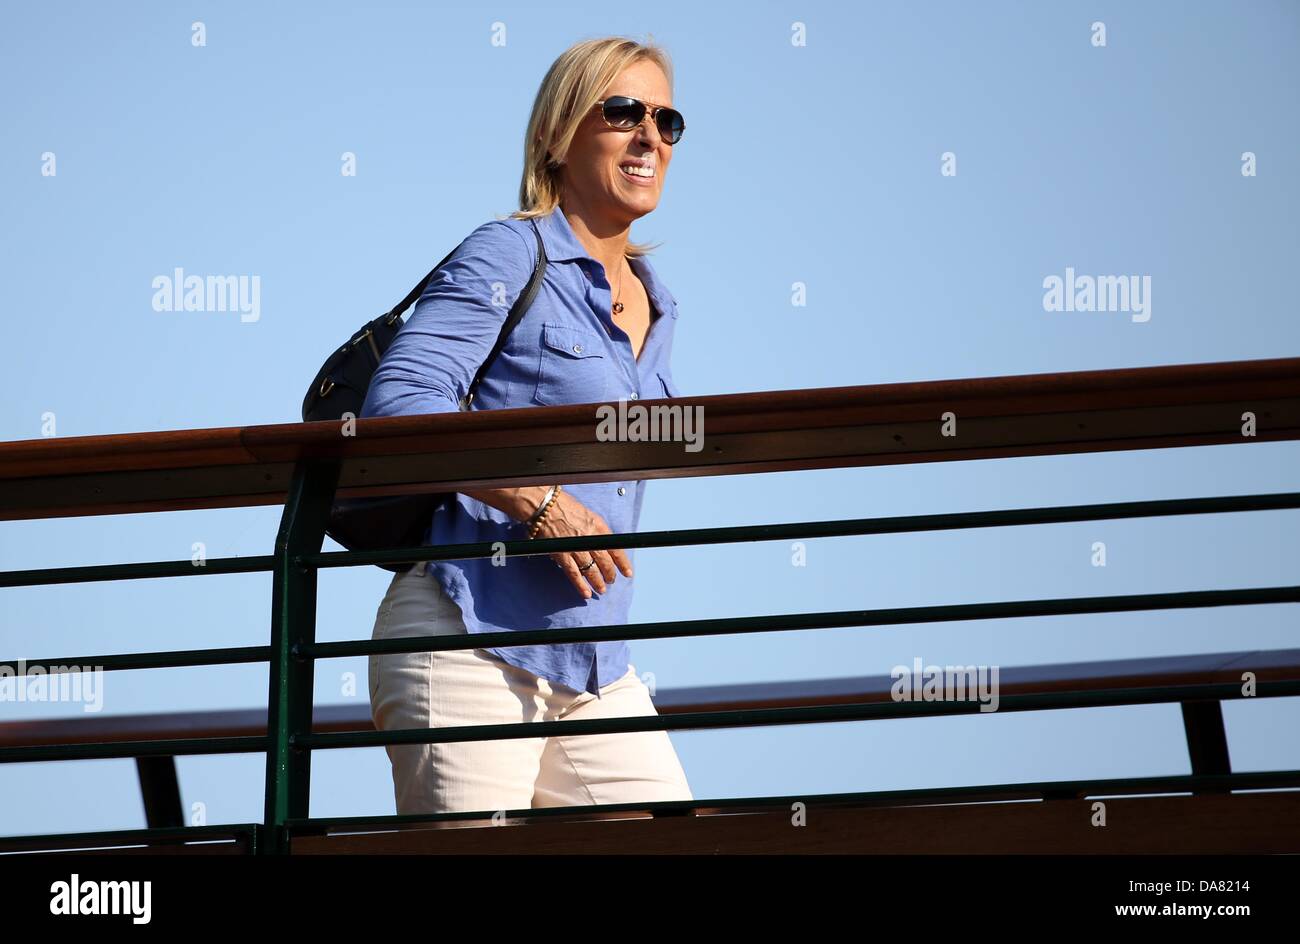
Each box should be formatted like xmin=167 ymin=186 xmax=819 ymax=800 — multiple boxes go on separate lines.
xmin=580 ymin=557 xmax=598 ymax=573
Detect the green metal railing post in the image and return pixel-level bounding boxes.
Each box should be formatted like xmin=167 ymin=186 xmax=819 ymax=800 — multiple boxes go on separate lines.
xmin=263 ymin=458 xmax=340 ymax=855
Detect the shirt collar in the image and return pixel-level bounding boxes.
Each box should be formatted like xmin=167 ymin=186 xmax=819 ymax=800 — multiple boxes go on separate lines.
xmin=536 ymin=207 xmax=678 ymax=319
xmin=534 ymin=205 xmax=590 ymax=263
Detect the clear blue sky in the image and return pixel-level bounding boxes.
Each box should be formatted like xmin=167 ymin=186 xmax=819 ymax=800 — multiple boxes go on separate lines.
xmin=2 ymin=0 xmax=1297 ymax=838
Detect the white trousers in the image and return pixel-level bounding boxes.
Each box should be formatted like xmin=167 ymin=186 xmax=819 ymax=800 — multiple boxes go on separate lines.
xmin=368 ymin=565 xmax=694 ymax=816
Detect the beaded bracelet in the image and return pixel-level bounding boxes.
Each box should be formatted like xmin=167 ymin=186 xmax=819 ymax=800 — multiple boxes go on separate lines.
xmin=526 ymin=484 xmax=563 ymax=539
xmin=526 ymin=485 xmax=558 ymax=527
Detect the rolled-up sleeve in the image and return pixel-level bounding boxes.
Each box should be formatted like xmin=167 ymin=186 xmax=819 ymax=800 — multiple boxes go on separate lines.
xmin=360 ymin=220 xmax=535 ymax=418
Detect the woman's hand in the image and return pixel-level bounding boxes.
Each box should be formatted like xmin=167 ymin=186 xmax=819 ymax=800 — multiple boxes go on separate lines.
xmin=461 ymin=485 xmax=633 ymax=599
xmin=531 ymin=489 xmax=633 ymax=599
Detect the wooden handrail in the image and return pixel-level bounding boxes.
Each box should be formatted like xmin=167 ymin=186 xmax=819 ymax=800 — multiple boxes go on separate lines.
xmin=0 ymin=356 xmax=1296 ymax=521
xmin=3 ymin=647 xmax=1294 ymax=748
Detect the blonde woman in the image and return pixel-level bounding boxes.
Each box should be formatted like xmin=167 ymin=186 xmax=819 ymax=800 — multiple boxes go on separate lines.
xmin=361 ymin=37 xmax=694 ymax=817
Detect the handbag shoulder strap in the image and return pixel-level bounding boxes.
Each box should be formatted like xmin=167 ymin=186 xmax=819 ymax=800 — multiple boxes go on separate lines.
xmin=463 ymin=218 xmax=547 ymax=409
xmin=385 ymin=217 xmax=548 ymax=410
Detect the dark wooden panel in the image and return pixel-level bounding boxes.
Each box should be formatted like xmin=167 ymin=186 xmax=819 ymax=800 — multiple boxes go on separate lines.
xmin=0 ymin=834 xmax=252 ymax=854
xmin=288 ymin=791 xmax=1300 ymax=854
xmin=43 ymin=842 xmax=249 ymax=855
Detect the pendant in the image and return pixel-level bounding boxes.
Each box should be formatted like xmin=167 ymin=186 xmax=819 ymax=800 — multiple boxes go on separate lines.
xmin=612 ymin=301 xmax=624 ymax=314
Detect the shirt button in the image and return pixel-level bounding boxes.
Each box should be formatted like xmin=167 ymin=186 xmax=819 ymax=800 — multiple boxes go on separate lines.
xmin=617 ymin=486 xmax=626 ymax=496
xmin=630 ymin=392 xmax=639 ymax=400
xmin=572 ymin=343 xmax=583 ymax=354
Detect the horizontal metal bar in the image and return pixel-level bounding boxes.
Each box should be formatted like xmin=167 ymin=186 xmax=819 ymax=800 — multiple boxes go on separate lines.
xmin=0 ymin=735 xmax=268 ymax=765
xmin=3 ymin=492 xmax=1294 ymax=587
xmin=297 ymin=679 xmax=1300 ymax=751
xmin=306 ymin=584 xmax=1300 ymax=658
xmin=287 ymin=770 xmax=1300 ymax=834
xmin=297 ymin=491 xmax=1300 ymax=570
xmin=0 ymin=555 xmax=276 ymax=589
xmin=1 ymin=645 xmax=271 ymax=676
xmin=9 ymin=585 xmax=1296 ymax=677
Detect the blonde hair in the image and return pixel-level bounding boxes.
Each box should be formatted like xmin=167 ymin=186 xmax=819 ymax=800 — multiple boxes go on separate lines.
xmin=504 ymin=36 xmax=674 ymax=258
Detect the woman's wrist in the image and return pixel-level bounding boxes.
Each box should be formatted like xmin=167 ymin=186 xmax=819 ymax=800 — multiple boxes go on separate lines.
xmin=525 ymin=485 xmax=563 ymax=538
xmin=462 ymin=485 xmax=556 ymax=524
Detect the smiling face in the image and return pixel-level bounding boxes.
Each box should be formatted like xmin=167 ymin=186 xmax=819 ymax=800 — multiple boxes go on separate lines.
xmin=558 ymin=59 xmax=675 ymax=228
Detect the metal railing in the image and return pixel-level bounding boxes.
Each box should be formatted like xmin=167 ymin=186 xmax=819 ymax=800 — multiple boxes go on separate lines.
xmin=2 ymin=356 xmax=1298 ymax=854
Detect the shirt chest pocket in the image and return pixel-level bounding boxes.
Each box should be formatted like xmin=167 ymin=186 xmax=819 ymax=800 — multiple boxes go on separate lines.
xmin=533 ymin=322 xmax=611 ymax=406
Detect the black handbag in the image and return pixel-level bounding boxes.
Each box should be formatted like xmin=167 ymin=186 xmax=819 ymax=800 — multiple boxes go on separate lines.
xmin=301 ymin=217 xmax=549 ymax=572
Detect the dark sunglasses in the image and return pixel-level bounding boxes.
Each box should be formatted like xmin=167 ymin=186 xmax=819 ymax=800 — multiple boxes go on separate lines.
xmin=593 ymin=96 xmax=685 ymax=145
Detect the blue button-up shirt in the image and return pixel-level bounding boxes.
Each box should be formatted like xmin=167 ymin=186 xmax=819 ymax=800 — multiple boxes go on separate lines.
xmin=360 ymin=206 xmax=681 ymax=697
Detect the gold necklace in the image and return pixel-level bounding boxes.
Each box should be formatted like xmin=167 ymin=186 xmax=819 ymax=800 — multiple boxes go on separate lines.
xmin=612 ymin=258 xmax=625 ymax=315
